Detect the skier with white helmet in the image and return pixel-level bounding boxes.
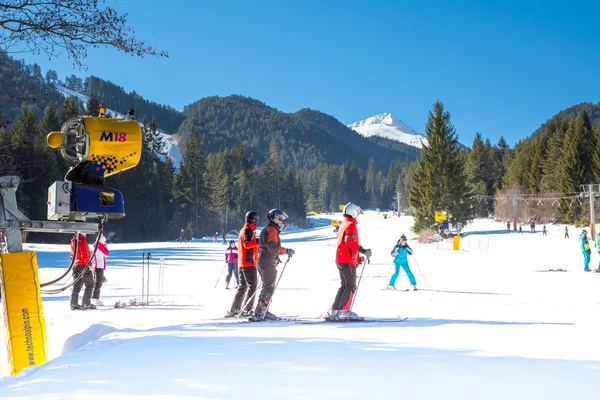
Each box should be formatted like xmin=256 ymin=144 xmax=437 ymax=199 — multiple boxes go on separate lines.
xmin=329 ymin=202 xmax=372 ymax=321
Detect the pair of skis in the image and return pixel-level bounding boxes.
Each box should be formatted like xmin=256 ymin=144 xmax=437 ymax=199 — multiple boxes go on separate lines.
xmin=208 ymin=315 xmax=408 ymax=325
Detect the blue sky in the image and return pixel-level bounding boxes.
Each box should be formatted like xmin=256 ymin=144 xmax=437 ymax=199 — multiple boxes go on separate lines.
xmin=15 ymin=0 xmax=600 ymax=146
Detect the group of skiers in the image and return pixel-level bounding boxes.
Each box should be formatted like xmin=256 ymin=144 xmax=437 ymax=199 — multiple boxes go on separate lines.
xmin=224 ymin=209 xmax=295 ymax=321
xmin=70 ymin=233 xmax=110 ymax=310
xmin=220 ymin=203 xmax=420 ymax=322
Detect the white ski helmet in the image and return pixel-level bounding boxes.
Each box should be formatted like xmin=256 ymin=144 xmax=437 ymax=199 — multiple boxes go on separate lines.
xmin=343 ymin=202 xmax=363 ymax=219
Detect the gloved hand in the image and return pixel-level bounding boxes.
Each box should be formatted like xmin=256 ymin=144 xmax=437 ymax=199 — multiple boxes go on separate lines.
xmin=360 ymin=256 xmax=366 ymax=264
xmin=390 ymin=251 xmax=395 ymax=257
xmin=363 ymin=248 xmax=372 ymax=259
xmin=286 ymin=248 xmax=295 ymax=257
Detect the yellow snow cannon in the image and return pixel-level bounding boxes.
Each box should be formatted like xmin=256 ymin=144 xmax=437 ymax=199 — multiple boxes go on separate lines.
xmin=47 ymin=116 xmax=142 ymax=178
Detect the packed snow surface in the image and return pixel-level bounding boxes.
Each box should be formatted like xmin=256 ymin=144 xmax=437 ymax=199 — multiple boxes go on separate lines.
xmin=348 ymin=113 xmax=428 ymax=148
xmin=1 ymin=213 xmax=600 ymax=399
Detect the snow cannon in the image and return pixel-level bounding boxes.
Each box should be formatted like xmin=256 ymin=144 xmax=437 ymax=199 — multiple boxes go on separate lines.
xmin=47 ymin=116 xmax=142 ymax=178
xmin=48 ymin=181 xmax=125 ymax=221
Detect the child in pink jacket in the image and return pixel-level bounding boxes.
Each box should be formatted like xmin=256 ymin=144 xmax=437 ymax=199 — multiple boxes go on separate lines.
xmin=91 ymin=234 xmax=110 ymax=306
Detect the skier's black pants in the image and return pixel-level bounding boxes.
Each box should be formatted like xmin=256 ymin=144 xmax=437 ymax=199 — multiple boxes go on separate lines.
xmin=230 ymin=267 xmax=258 ymax=312
xmin=255 ymin=257 xmax=278 ymax=313
xmin=92 ymin=268 xmax=104 ymax=300
xmin=225 ymin=262 xmax=239 ymax=286
xmin=333 ymin=263 xmax=357 ymax=311
xmin=71 ymin=265 xmax=94 ymax=307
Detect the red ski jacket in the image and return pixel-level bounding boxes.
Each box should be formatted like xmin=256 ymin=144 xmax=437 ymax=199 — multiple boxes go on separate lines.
xmin=336 ymin=216 xmax=360 ymax=265
xmin=238 ymin=223 xmax=258 ymax=268
xmin=71 ymin=234 xmax=91 ymax=267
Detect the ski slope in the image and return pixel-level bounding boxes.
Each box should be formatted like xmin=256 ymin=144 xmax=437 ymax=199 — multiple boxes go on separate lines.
xmin=1 ymin=213 xmax=600 ymax=399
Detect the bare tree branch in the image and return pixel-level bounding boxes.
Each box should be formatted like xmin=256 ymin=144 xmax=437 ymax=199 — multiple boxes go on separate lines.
xmin=0 ymin=0 xmax=168 ymax=68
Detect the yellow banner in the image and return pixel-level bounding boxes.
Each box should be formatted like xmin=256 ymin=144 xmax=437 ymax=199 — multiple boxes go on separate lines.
xmin=0 ymin=251 xmax=48 ymax=375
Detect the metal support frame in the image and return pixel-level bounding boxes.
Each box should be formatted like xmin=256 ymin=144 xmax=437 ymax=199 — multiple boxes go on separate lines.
xmin=0 ymin=176 xmax=98 ymax=253
xmin=581 ymin=184 xmax=600 ymax=239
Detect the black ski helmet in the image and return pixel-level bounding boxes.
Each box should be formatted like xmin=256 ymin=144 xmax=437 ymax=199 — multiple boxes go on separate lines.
xmin=268 ymin=209 xmax=288 ymax=230
xmin=245 ymin=211 xmax=259 ymax=225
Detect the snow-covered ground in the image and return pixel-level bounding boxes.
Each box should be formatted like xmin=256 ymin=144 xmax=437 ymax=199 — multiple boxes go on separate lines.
xmin=1 ymin=213 xmax=600 ymax=399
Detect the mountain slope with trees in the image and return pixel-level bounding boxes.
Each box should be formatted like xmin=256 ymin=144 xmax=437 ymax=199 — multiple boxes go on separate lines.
xmin=179 ymin=95 xmax=419 ymax=172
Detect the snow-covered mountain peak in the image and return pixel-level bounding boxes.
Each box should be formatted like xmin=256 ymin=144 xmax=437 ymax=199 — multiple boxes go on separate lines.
xmin=348 ymin=113 xmax=427 ymax=148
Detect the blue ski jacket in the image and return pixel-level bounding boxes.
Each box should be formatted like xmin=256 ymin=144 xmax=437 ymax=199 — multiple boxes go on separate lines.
xmin=394 ymin=245 xmax=412 ymax=262
xmin=580 ymin=235 xmax=591 ymax=253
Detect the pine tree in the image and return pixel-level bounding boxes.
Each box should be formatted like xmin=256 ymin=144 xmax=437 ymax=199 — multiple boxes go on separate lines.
xmin=527 ymin=133 xmax=549 ymax=194
xmin=503 ymin=140 xmax=533 ymax=191
xmin=542 ymin=119 xmax=567 ymax=192
xmin=409 ymin=101 xmax=471 ymax=232
xmin=493 ymin=136 xmax=510 ymax=191
xmin=10 ymin=105 xmax=46 ymax=220
xmin=173 ymin=129 xmax=208 ymax=237
xmin=60 ymin=97 xmax=80 ymax=124
xmin=467 ymin=133 xmax=489 ymax=216
xmin=365 ymin=158 xmax=379 ymax=208
xmin=556 ymin=113 xmax=593 ymax=222
xmin=592 ymin=119 xmax=600 ymax=182
xmin=85 ymin=92 xmax=100 ymax=116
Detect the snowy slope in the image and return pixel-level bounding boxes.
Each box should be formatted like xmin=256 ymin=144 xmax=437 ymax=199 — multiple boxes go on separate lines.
xmin=349 ymin=112 xmax=428 ymax=148
xmin=56 ymin=85 xmax=182 ymax=167
xmin=1 ymin=215 xmax=600 ymax=399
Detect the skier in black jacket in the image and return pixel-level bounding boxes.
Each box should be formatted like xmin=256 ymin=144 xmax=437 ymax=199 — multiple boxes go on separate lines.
xmin=253 ymin=209 xmax=294 ymax=321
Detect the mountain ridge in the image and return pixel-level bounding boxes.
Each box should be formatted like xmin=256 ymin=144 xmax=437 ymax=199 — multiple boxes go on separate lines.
xmin=348 ymin=112 xmax=428 ymax=148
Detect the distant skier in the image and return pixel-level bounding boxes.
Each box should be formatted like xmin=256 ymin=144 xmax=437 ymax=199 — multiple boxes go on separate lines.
xmin=387 ymin=235 xmax=416 ymax=291
xmin=224 ymin=240 xmax=239 ymax=289
xmin=580 ymin=230 xmax=591 ymax=272
xmin=178 ymin=228 xmax=186 ymax=243
xmin=227 ymin=211 xmax=259 ymax=318
xmin=519 ymin=225 xmax=522 ymax=234
xmin=253 ymin=209 xmax=295 ymax=321
xmin=213 ymin=232 xmax=219 ymax=243
xmin=507 ymin=221 xmax=510 ymax=231
xmin=565 ymin=226 xmax=569 ymax=239
xmin=542 ymin=225 xmax=547 ymax=236
xmin=329 ymin=202 xmax=372 ymax=321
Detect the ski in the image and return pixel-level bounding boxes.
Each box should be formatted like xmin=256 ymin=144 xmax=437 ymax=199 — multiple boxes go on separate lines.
xmin=247 ymin=316 xmax=302 ymax=323
xmin=535 ymin=269 xmax=568 ymax=272
xmin=380 ymin=288 xmax=409 ymax=292
xmin=207 ymin=314 xmax=302 ymax=322
xmin=296 ymin=317 xmax=408 ymax=325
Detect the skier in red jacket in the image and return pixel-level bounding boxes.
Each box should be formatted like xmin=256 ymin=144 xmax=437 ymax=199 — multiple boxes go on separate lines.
xmin=329 ymin=202 xmax=371 ymax=321
xmin=70 ymin=233 xmax=96 ymax=310
xmin=226 ymin=211 xmax=260 ymax=317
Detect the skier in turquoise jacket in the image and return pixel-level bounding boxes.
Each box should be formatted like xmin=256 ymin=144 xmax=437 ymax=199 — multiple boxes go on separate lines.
xmin=388 ymin=235 xmax=417 ymax=290
xmin=580 ymin=230 xmax=591 ymax=271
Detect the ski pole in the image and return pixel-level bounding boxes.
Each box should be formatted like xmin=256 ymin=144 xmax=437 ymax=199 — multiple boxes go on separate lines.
xmin=411 ymin=254 xmax=428 ymax=287
xmin=385 ymin=263 xmax=394 ymax=284
xmin=236 ymin=282 xmax=263 ymax=319
xmin=214 ymin=261 xmax=228 ymax=289
xmin=348 ymin=257 xmax=368 ymax=320
xmin=260 ymin=255 xmax=292 ymax=321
